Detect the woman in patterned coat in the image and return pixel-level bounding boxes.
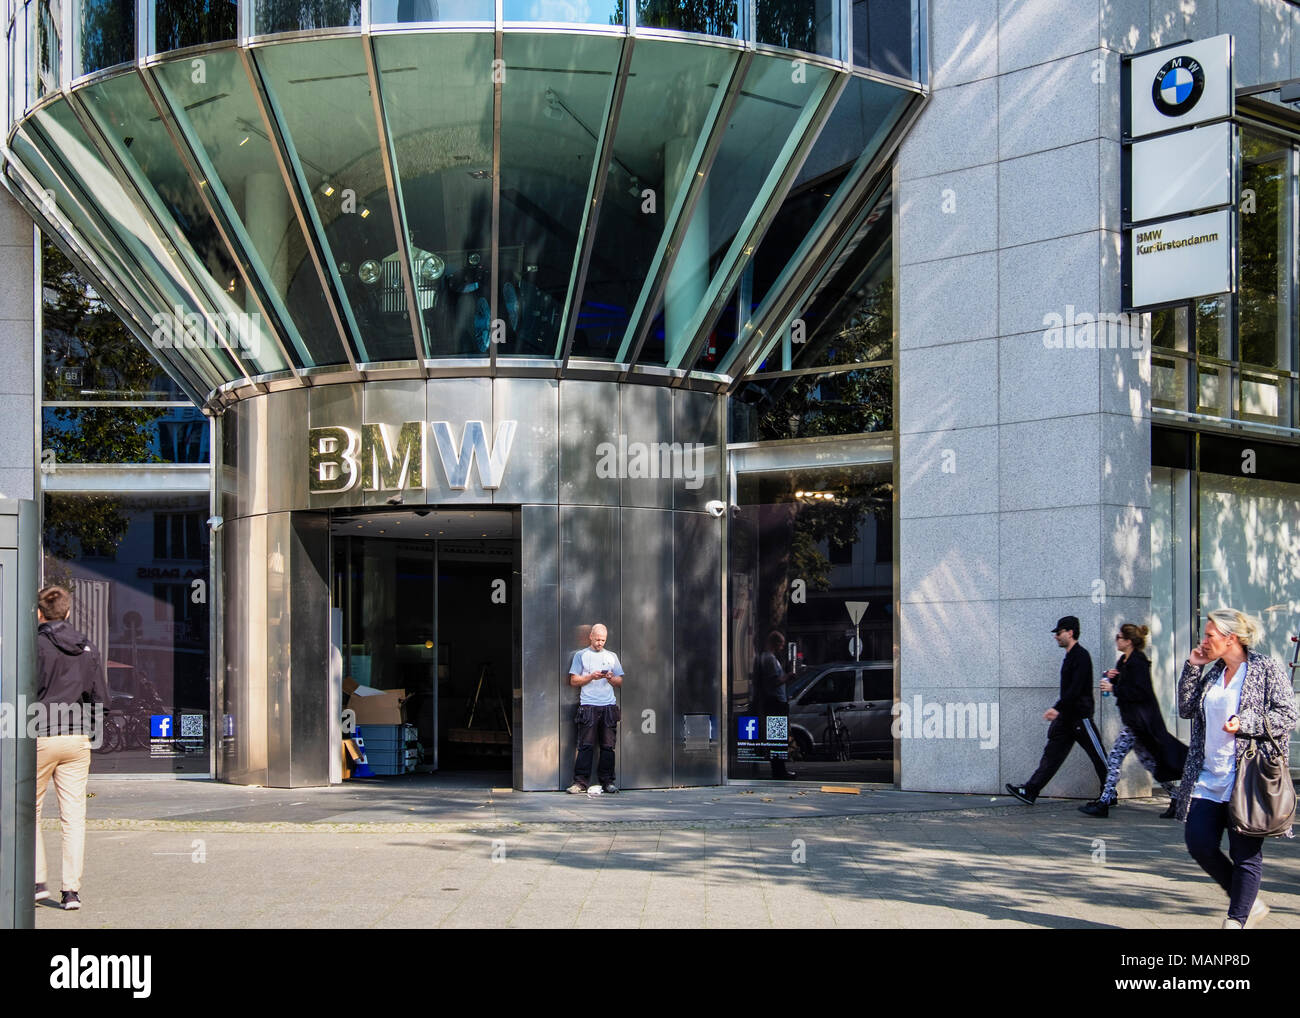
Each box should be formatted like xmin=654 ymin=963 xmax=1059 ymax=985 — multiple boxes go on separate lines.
xmin=1177 ymin=609 xmax=1297 ymax=929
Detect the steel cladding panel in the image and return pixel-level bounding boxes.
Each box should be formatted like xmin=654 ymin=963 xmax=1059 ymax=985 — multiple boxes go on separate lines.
xmin=425 ymin=376 xmax=493 ymax=504
xmin=559 ymin=379 xmax=620 ymax=506
xmin=265 ymin=512 xmax=293 ymax=787
xmin=558 ymin=506 xmax=621 ymax=785
xmin=244 ymin=396 xmax=271 ymax=519
xmin=307 ymin=384 xmax=363 ymax=511
xmin=520 ymin=504 xmax=561 ymax=790
xmin=266 ymin=386 xmax=310 ymax=514
xmin=618 ymin=507 xmax=675 ymax=788
xmin=674 ymin=510 xmax=722 ymax=785
xmin=289 ymin=512 xmax=331 ymax=786
xmin=494 ymin=378 xmax=559 ymax=505
xmin=222 ymin=513 xmax=270 ymax=785
xmin=673 ymin=390 xmax=723 ymax=511
xmin=620 ymin=384 xmax=673 ymax=509
xmin=361 ymin=379 xmax=427 ymax=507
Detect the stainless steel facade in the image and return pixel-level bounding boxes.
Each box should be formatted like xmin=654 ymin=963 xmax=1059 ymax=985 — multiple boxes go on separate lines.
xmin=221 ymin=376 xmax=724 ymax=788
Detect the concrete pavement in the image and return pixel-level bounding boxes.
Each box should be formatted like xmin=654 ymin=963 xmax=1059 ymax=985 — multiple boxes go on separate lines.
xmin=31 ymin=774 xmax=1300 ymax=929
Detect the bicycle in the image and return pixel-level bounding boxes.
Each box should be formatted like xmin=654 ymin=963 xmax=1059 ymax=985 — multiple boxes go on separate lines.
xmin=823 ymin=703 xmax=852 ymax=761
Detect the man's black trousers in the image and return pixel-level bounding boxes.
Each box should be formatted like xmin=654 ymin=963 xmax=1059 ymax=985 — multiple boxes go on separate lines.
xmin=1025 ymin=714 xmax=1107 ymax=798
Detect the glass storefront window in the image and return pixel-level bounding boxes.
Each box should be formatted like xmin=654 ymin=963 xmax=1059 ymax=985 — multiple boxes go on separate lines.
xmin=254 ymin=0 xmax=361 ymax=33
xmin=76 ymin=0 xmax=134 ymax=77
xmin=634 ymin=0 xmax=738 ymax=37
xmin=153 ymin=0 xmax=238 ymax=52
xmin=728 ymin=461 xmax=893 ymax=781
xmin=42 ymin=406 xmax=209 ymax=464
xmin=731 ymin=365 xmax=891 ymax=441
xmin=35 ymin=0 xmax=61 ymax=101
xmin=44 ymin=493 xmax=212 ymax=775
xmin=502 ymin=0 xmax=622 ymax=23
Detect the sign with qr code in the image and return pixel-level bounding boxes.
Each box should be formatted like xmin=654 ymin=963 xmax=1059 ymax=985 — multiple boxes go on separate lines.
xmin=766 ymin=716 xmax=788 ymax=741
xmin=180 ymin=715 xmax=203 ymax=737
xmin=735 ymin=713 xmax=789 ymax=762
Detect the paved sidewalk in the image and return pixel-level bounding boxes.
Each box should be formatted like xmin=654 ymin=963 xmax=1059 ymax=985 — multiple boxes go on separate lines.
xmin=31 ymin=776 xmax=1300 ymax=929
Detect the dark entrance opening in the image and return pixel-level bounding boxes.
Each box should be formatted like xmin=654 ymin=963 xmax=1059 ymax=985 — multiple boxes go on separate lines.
xmin=331 ymin=509 xmax=518 ymax=786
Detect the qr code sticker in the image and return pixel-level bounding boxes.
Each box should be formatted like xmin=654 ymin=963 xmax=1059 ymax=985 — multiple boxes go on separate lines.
xmin=180 ymin=715 xmax=204 ymax=738
xmin=766 ymin=716 xmax=788 ymax=741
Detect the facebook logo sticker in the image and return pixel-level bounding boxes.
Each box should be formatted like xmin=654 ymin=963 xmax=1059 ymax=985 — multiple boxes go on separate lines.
xmin=737 ymin=716 xmax=760 ymax=741
xmin=151 ymin=715 xmax=173 ymax=738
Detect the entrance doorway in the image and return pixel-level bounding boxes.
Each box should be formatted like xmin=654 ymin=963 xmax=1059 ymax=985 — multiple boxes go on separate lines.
xmin=331 ymin=510 xmax=518 ymax=784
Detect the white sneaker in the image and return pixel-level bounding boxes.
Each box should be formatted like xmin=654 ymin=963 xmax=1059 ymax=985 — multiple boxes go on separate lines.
xmin=1244 ymin=899 xmax=1270 ymax=929
xmin=1221 ymin=917 xmax=1242 ymax=929
xmin=566 ymin=783 xmax=587 ymax=794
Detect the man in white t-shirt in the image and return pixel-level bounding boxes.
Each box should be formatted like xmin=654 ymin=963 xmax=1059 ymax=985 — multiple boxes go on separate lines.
xmin=567 ymin=623 xmax=625 ymax=794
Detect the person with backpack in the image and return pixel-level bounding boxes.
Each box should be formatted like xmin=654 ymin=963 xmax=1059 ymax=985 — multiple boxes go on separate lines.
xmin=33 ymin=584 xmax=110 ymax=910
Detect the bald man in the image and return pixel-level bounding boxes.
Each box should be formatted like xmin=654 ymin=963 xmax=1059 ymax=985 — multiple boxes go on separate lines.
xmin=567 ymin=623 xmax=625 ymax=794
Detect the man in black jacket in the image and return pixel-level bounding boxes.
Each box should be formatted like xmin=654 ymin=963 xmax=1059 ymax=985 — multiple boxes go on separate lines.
xmin=33 ymin=585 xmax=109 ymax=910
xmin=1006 ymin=615 xmax=1108 ymax=804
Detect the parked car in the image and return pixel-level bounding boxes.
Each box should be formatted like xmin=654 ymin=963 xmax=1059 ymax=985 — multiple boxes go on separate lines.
xmin=786 ymin=660 xmax=894 ymax=761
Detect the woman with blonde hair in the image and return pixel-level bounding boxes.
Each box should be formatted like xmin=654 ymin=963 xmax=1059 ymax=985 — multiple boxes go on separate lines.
xmin=1179 ymin=609 xmax=1298 ymax=928
xmin=1079 ymin=622 xmax=1186 ymax=818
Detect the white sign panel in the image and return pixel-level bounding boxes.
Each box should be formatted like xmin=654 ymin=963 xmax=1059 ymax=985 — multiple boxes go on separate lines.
xmin=1130 ymin=122 xmax=1232 ymax=221
xmin=1129 ymin=35 xmax=1232 ymax=139
xmin=1130 ymin=209 xmax=1231 ymax=307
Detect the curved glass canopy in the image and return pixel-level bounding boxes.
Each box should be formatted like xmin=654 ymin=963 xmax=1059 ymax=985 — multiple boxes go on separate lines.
xmin=4 ymin=2 xmax=921 ymax=406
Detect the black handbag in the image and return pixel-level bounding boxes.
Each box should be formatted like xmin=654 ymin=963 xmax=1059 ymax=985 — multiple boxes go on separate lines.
xmin=1229 ymin=717 xmax=1297 ymax=837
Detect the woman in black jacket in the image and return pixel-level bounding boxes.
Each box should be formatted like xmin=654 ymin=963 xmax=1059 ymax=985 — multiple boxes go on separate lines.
xmin=1079 ymin=623 xmax=1187 ymax=818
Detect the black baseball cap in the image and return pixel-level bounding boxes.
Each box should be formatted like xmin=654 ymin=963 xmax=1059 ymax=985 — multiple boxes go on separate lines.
xmin=1052 ymin=616 xmax=1080 ymax=635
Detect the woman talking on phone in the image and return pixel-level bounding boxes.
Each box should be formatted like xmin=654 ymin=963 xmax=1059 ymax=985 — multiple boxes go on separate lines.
xmin=1177 ymin=609 xmax=1297 ymax=928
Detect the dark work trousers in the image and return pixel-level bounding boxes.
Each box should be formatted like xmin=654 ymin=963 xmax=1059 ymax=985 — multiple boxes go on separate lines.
xmin=574 ymin=704 xmax=620 ymax=786
xmin=1184 ymin=797 xmax=1265 ymax=922
xmin=1025 ymin=714 xmax=1108 ymax=798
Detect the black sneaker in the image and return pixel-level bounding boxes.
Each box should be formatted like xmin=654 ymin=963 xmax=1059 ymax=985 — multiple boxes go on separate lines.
xmin=1160 ymin=799 xmax=1178 ymax=819
xmin=61 ymin=891 xmax=80 ymax=911
xmin=1005 ymin=783 xmax=1036 ymax=805
xmin=1078 ymin=800 xmax=1109 ymax=817
xmin=34 ymin=883 xmax=50 ymax=902
xmin=600 ymin=782 xmax=618 ymax=794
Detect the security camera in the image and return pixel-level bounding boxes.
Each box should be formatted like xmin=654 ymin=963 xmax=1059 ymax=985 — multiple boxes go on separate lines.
xmin=705 ymin=500 xmax=727 ymax=518
xmin=207 ymin=515 xmax=224 ymax=532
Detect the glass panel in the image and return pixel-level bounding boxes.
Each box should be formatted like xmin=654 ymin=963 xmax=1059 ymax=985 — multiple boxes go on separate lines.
xmin=1196 ymin=362 xmax=1227 ymax=415
xmin=81 ymin=74 xmax=292 ymax=374
xmin=572 ymin=38 xmax=737 ymax=359
xmin=1150 ymin=305 xmax=1188 ymax=352
xmin=728 ymin=462 xmax=893 ymax=782
xmin=372 ymin=0 xmax=492 ymax=21
xmin=154 ymin=0 xmax=238 ymax=51
xmin=157 ymin=49 xmax=351 ymax=367
xmin=1151 ymin=353 xmax=1187 ymax=411
xmin=43 ymin=406 xmax=209 ymax=463
xmin=498 ymin=33 xmax=621 ymax=356
xmin=755 ymin=0 xmax=834 ymax=56
xmin=1237 ymin=370 xmax=1286 ymax=426
xmin=26 ymin=102 xmax=237 ymax=388
xmin=730 ymin=365 xmax=891 ymax=441
xmin=1238 ymin=126 xmax=1292 ymax=371
xmin=35 ymin=0 xmax=62 ymax=101
xmin=253 ymin=0 xmax=361 ymax=33
xmin=637 ymin=53 xmax=831 ymax=366
xmin=42 ymin=238 xmax=186 ymax=400
xmin=852 ymin=0 xmax=912 ymax=77
xmin=633 ymin=0 xmax=739 ymax=36
xmin=257 ymin=38 xmax=418 ymax=363
xmin=1194 ymin=294 xmax=1229 ymax=358
xmin=503 ymin=0 xmax=622 ymax=24
xmin=44 ymin=492 xmax=212 ymax=775
xmin=741 ymin=80 xmax=902 ymax=326
xmin=375 ymin=32 xmax=495 ymax=358
xmin=747 ymin=185 xmax=892 ymax=375
xmin=76 ymin=0 xmax=134 ymax=76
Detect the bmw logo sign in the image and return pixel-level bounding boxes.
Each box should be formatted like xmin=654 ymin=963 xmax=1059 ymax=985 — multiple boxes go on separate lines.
xmin=1151 ymin=56 xmax=1205 ymax=117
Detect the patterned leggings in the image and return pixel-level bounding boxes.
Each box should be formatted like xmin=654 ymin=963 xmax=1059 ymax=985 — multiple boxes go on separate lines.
xmin=1099 ymin=727 xmax=1178 ymax=805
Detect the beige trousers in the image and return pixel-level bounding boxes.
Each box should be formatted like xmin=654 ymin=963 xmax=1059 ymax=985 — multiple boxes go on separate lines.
xmin=35 ymin=734 xmax=92 ymax=892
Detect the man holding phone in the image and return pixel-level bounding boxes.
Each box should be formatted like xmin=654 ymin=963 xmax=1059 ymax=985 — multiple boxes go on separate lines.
xmin=567 ymin=623 xmax=625 ymax=794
